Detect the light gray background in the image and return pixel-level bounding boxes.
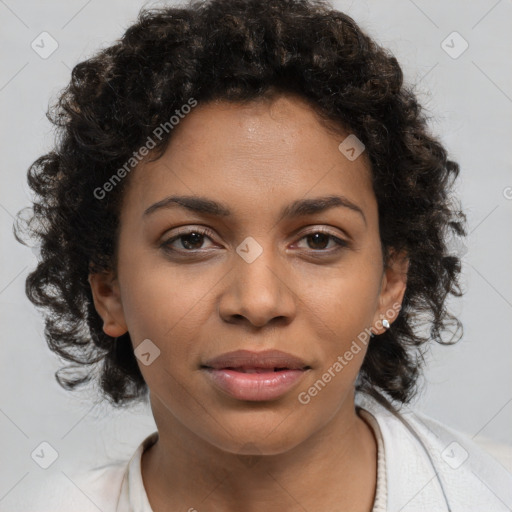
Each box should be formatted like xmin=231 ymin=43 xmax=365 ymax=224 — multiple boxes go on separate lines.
xmin=1 ymin=0 xmax=511 ymax=506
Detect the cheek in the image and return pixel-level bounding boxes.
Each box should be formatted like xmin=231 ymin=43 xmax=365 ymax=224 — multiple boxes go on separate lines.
xmin=116 ymin=269 xmax=212 ymax=392
xmin=118 ymin=243 xmax=211 ymax=337
xmin=308 ymin=258 xmax=382 ymax=334
xmin=300 ymin=257 xmax=381 ymax=384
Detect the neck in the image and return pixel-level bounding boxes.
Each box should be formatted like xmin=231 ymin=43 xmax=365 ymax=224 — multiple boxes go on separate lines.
xmin=141 ymin=392 xmax=377 ymax=512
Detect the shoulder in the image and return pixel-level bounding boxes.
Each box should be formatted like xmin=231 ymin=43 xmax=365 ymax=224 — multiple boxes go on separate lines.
xmin=356 ymin=392 xmax=512 ymax=511
xmin=6 ymin=431 xmax=159 ymax=512
xmin=5 ymin=457 xmax=128 ymax=512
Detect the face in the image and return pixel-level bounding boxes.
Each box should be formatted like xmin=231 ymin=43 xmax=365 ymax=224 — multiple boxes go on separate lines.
xmin=89 ymin=94 xmax=408 ymax=456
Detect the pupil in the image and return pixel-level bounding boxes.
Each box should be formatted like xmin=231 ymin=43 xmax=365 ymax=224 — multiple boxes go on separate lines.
xmin=183 ymin=232 xmax=204 ymax=250
xmin=308 ymin=233 xmax=329 ymax=249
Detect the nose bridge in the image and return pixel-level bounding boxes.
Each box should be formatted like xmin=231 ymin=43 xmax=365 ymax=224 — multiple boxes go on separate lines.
xmin=220 ymin=236 xmax=296 ymax=326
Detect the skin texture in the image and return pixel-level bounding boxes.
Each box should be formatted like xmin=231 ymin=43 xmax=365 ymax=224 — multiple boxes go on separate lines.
xmin=89 ymin=94 xmax=409 ymax=511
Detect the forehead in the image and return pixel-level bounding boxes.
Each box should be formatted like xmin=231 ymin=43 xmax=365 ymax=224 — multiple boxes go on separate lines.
xmin=122 ymin=95 xmax=375 ymax=221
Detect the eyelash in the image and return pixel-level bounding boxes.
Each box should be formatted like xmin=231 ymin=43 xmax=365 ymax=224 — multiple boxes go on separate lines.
xmin=160 ymin=226 xmax=349 ymax=255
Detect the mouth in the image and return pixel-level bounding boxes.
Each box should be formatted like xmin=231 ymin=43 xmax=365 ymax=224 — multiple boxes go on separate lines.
xmin=212 ymin=367 xmax=304 ymax=373
xmin=200 ymin=350 xmax=311 ymax=401
xmin=201 ymin=349 xmax=311 ymax=372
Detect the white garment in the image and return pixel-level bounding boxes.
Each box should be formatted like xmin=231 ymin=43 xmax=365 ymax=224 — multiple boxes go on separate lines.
xmin=359 ymin=407 xmax=387 ymax=512
xmin=8 ymin=392 xmax=512 ymax=511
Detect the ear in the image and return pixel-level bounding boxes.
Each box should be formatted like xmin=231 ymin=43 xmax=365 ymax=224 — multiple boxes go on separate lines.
xmin=88 ymin=271 xmax=128 ymax=338
xmin=371 ymin=249 xmax=409 ymax=336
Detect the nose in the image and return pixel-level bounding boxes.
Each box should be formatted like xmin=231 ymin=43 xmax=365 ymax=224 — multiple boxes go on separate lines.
xmin=218 ymin=244 xmax=297 ymax=328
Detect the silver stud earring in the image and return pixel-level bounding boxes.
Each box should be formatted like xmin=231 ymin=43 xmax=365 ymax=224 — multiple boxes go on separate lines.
xmin=382 ymin=319 xmax=390 ymax=329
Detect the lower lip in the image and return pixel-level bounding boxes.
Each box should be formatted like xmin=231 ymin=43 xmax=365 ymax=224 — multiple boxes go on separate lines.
xmin=203 ymin=368 xmax=307 ymax=401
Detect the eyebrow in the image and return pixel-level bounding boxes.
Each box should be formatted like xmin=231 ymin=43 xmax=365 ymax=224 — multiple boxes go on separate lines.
xmin=143 ymin=194 xmax=366 ymax=225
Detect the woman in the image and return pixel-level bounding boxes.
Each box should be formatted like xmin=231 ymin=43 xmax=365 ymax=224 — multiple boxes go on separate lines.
xmin=14 ymin=0 xmax=512 ymax=510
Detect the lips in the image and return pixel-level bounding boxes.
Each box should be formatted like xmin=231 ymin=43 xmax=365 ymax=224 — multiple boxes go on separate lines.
xmin=230 ymin=367 xmax=289 ymax=373
xmin=201 ymin=349 xmax=310 ymax=371
xmin=201 ymin=349 xmax=311 ymax=401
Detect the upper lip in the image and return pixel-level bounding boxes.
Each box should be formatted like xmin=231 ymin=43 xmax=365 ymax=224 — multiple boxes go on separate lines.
xmin=201 ymin=349 xmax=310 ymax=370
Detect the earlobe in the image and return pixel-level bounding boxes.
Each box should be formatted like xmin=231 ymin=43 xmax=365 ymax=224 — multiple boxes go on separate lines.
xmin=373 ymin=249 xmax=409 ymax=334
xmin=88 ymin=271 xmax=128 ymax=338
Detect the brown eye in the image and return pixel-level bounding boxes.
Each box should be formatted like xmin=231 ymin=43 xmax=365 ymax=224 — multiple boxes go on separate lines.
xmin=305 ymin=232 xmax=330 ymax=250
xmin=296 ymin=230 xmax=348 ymax=252
xmin=161 ymin=228 xmax=216 ymax=252
xmin=176 ymin=232 xmax=207 ymax=250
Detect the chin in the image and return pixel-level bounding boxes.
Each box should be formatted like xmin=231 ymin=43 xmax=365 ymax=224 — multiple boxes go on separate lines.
xmin=198 ymin=408 xmax=312 ymax=457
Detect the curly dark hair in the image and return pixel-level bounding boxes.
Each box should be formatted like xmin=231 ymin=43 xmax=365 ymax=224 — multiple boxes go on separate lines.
xmin=14 ymin=0 xmax=467 ymax=408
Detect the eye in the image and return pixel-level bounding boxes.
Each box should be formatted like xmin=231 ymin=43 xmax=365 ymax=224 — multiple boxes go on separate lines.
xmin=160 ymin=227 xmax=216 ymax=252
xmin=295 ymin=229 xmax=349 ymax=252
xmin=160 ymin=226 xmax=349 ymax=255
